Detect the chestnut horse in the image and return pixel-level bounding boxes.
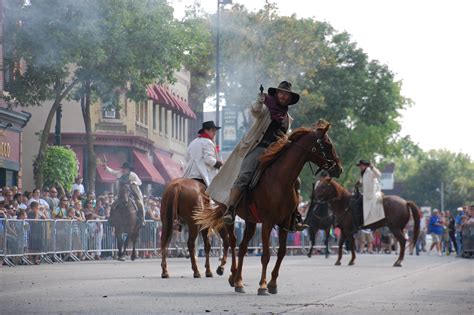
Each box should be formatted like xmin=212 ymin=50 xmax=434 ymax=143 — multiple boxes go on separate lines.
xmin=313 ymin=178 xmax=420 ymax=267
xmin=195 ymin=122 xmax=342 ymax=295
xmin=110 ymin=182 xmax=142 ymax=261
xmin=160 ymin=178 xmax=230 ymax=278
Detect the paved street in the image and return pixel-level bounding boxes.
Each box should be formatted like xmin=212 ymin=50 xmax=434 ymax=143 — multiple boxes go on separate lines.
xmin=1 ymin=253 xmax=472 ymax=314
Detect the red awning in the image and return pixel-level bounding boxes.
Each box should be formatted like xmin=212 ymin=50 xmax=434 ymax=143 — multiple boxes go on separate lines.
xmin=96 ymin=153 xmax=123 ymax=183
xmin=132 ymin=150 xmax=165 ymax=184
xmin=153 ymin=149 xmax=183 ymax=181
xmin=147 ymin=84 xmax=196 ymax=119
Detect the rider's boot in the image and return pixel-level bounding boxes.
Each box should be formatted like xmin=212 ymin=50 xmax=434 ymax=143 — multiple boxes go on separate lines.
xmin=137 ymin=203 xmax=146 ymax=227
xmin=222 ymin=187 xmax=242 ymax=225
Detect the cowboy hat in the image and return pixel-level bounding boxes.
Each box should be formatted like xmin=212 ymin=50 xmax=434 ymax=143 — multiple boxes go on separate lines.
xmin=356 ymin=160 xmax=371 ymax=166
xmin=268 ymin=81 xmax=300 ymax=106
xmin=198 ymin=120 xmax=221 ymax=134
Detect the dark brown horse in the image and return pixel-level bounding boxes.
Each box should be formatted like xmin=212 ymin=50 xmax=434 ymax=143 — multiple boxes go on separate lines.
xmin=313 ymin=178 xmax=420 ymax=267
xmin=160 ymin=178 xmax=230 ymax=278
xmin=305 ymin=201 xmax=335 ymax=258
xmin=110 ymin=182 xmax=142 ymax=261
xmin=195 ymin=122 xmax=342 ymax=295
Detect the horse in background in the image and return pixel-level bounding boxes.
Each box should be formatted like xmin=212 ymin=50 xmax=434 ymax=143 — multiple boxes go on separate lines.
xmin=305 ymin=200 xmax=335 ymax=258
xmin=160 ymin=178 xmax=229 ymax=278
xmin=195 ymin=122 xmax=342 ymax=295
xmin=313 ymin=178 xmax=420 ymax=267
xmin=110 ymin=181 xmax=142 ymax=261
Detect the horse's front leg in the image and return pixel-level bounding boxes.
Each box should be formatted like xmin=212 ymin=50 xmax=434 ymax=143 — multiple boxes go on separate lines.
xmin=227 ymin=224 xmax=237 ymax=287
xmin=117 ymin=234 xmax=125 ymax=261
xmin=216 ymin=228 xmax=229 ymax=276
xmin=130 ymin=233 xmax=138 ymax=261
xmin=257 ymin=222 xmax=273 ymax=296
xmin=348 ymin=234 xmax=356 ymax=266
xmin=335 ymin=231 xmax=345 ymax=266
xmin=234 ymin=222 xmax=256 ymax=293
xmin=324 ymin=228 xmax=330 ymax=258
xmin=307 ymin=227 xmax=315 ymax=258
xmin=268 ymin=225 xmax=289 ymax=294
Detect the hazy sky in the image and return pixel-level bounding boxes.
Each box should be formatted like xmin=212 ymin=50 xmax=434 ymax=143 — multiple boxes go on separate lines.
xmin=172 ymin=0 xmax=473 ymax=158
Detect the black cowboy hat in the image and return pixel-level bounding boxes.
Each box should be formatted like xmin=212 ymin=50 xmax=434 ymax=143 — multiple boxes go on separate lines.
xmin=356 ymin=160 xmax=371 ymax=166
xmin=268 ymin=81 xmax=300 ymax=106
xmin=120 ymin=162 xmax=133 ymax=170
xmin=198 ymin=120 xmax=221 ymax=134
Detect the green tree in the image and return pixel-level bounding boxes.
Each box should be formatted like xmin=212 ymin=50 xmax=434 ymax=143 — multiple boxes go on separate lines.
xmin=396 ymin=150 xmax=474 ymax=209
xmin=42 ymin=146 xmax=78 ymax=193
xmin=4 ymin=0 xmax=204 ymax=191
xmin=3 ymin=0 xmax=86 ymax=189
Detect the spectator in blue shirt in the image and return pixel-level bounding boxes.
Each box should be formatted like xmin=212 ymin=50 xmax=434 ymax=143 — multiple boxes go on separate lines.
xmin=454 ymin=207 xmax=466 ymax=257
xmin=429 ymin=209 xmax=444 ymax=256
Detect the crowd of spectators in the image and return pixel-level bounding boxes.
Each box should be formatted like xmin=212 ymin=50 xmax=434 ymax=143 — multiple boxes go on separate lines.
xmin=0 ymin=177 xmax=164 ymax=264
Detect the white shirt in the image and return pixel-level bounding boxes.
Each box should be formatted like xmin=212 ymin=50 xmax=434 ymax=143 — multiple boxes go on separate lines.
xmin=27 ymin=197 xmax=50 ymax=209
xmin=104 ymin=166 xmax=142 ymax=186
xmin=183 ymin=136 xmax=219 ymax=186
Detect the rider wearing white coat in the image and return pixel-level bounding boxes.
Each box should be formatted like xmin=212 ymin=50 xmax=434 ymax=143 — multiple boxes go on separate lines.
xmin=183 ymin=121 xmax=223 ymax=187
xmin=356 ymin=160 xmax=385 ymax=226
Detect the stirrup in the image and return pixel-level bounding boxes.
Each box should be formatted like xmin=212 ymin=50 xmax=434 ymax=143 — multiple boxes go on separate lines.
xmin=223 ymin=208 xmax=235 ymax=225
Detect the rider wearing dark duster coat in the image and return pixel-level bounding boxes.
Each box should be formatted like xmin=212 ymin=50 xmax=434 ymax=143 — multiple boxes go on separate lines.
xmin=206 ymin=81 xmax=307 ymax=231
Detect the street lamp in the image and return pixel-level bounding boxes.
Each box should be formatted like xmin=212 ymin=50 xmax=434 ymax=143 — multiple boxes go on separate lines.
xmin=436 ymin=182 xmax=445 ymax=212
xmin=215 ymin=0 xmax=232 ymax=146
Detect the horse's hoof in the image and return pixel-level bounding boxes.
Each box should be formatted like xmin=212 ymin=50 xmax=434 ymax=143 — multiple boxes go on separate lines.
xmin=307 ymin=253 xmax=312 ymax=258
xmin=393 ymin=262 xmax=402 ymax=267
xmin=161 ymin=273 xmax=169 ymax=279
xmin=206 ymin=271 xmax=213 ymax=278
xmin=348 ymin=261 xmax=355 ymax=266
xmin=216 ymin=266 xmax=224 ymax=276
xmin=335 ymin=261 xmax=341 ymax=266
xmin=118 ymin=257 xmax=126 ymax=261
xmin=131 ymin=255 xmax=136 ymax=261
xmin=228 ymin=276 xmax=235 ymax=287
xmin=257 ymin=288 xmax=269 ymax=296
xmin=268 ymin=287 xmax=278 ymax=295
xmin=325 ymin=254 xmax=330 ymax=259
xmin=235 ymin=286 xmax=245 ymax=293
xmin=194 ymin=273 xmax=201 ymax=278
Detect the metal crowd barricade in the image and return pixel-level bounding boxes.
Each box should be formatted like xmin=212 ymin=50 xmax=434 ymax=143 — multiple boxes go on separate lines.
xmin=1 ymin=218 xmax=336 ymax=267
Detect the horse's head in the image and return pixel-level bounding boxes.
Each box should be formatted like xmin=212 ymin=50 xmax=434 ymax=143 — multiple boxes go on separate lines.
xmin=300 ymin=120 xmax=343 ymax=178
xmin=313 ymin=177 xmax=340 ymax=202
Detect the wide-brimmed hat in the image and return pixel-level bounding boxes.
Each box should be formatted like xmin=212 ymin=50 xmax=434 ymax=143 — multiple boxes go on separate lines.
xmin=198 ymin=120 xmax=221 ymax=134
xmin=356 ymin=160 xmax=371 ymax=166
xmin=120 ymin=162 xmax=133 ymax=170
xmin=268 ymin=81 xmax=300 ymax=106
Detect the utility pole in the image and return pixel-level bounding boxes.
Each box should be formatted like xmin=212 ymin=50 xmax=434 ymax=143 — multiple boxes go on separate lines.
xmin=215 ymin=0 xmax=232 ymax=146
xmin=440 ymin=182 xmax=445 ymax=212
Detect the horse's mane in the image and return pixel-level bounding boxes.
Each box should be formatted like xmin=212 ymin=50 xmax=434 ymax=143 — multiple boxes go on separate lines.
xmin=259 ymin=120 xmax=330 ymax=169
xmin=327 ymin=178 xmax=351 ymax=199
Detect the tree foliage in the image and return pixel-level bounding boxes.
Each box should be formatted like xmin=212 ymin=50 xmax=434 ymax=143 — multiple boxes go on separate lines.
xmin=4 ymin=0 xmax=205 ymax=191
xmin=394 ymin=150 xmax=474 ymax=209
xmin=184 ymin=3 xmax=411 ymax=196
xmin=42 ymin=146 xmax=78 ymax=193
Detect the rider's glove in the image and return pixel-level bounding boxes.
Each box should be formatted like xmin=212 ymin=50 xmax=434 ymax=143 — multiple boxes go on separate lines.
xmin=214 ymin=160 xmax=223 ymax=169
xmin=256 ymin=93 xmax=265 ymax=105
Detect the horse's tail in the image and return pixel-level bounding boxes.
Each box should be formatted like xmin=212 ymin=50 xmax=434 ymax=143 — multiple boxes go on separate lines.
xmin=193 ymin=193 xmax=225 ymax=232
xmin=407 ymin=201 xmax=420 ymax=245
xmin=161 ymin=182 xmax=181 ymax=246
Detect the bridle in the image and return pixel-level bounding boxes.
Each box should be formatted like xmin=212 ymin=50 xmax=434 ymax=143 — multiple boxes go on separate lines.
xmin=292 ymin=129 xmax=339 ymax=177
